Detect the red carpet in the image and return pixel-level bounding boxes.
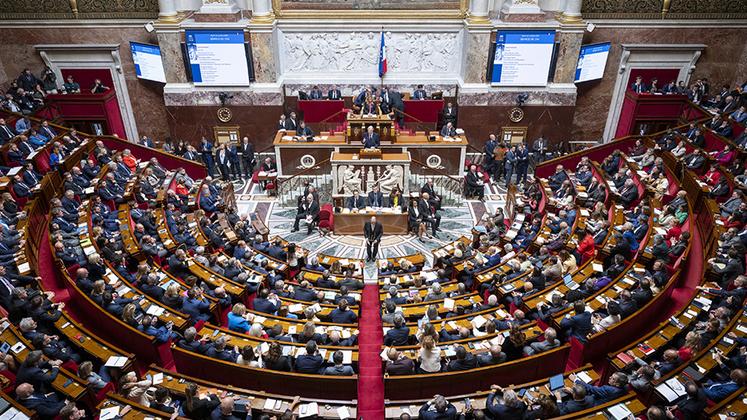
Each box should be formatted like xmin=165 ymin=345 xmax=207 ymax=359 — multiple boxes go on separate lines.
xmin=356 ymin=284 xmax=385 ymax=419
xmin=37 ymin=223 xmax=74 ymax=307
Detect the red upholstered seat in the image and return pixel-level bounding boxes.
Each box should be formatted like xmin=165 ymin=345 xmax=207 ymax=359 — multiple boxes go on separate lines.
xmin=318 ymin=204 xmax=334 ymax=230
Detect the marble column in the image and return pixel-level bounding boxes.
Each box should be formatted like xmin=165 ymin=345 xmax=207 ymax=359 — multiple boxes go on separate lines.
xmin=158 ymin=0 xmax=178 ymax=21
xmin=251 ymin=0 xmax=274 ymax=22
xmin=248 ymin=22 xmax=278 ymax=84
xmin=468 ymin=0 xmax=490 ymax=23
xmin=559 ymin=0 xmax=583 ymax=23
xmin=155 ymin=23 xmax=189 ymax=84
xmin=552 ymin=25 xmax=585 ymax=84
xmin=461 ymin=22 xmax=492 ymax=86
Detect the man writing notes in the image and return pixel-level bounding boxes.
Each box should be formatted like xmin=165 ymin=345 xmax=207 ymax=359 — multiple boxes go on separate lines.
xmin=362 ymin=126 xmax=380 ymax=149
xmin=440 ymin=121 xmax=457 ymax=137
xmin=368 ymin=185 xmax=384 ymax=208
xmin=295 ymin=120 xmax=314 ymax=141
xmin=364 ymin=216 xmax=383 ymax=262
xmin=346 ymin=190 xmax=366 ymax=211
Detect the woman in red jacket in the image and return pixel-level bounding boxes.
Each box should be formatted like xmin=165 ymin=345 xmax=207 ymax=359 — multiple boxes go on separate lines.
xmin=576 ymin=229 xmax=596 ymax=264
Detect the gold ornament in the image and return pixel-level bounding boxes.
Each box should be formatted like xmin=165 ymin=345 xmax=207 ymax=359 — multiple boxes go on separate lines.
xmin=509 ymin=107 xmax=525 ymax=123
xmin=217 ymin=107 xmax=233 ymax=123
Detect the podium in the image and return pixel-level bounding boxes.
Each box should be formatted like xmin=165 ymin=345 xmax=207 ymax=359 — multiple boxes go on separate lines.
xmin=347 ymin=114 xmax=395 ymax=144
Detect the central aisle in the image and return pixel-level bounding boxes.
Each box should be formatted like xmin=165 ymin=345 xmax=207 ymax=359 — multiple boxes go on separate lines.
xmin=356 ymin=284 xmax=385 ymax=419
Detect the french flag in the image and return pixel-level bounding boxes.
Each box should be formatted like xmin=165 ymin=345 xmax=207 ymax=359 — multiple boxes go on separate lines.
xmin=378 ymin=32 xmax=387 ymax=78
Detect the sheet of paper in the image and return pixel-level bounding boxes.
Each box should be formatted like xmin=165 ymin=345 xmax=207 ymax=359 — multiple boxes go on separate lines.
xmin=99 ymin=406 xmax=120 ymax=420
xmin=337 ymin=406 xmax=351 ymax=419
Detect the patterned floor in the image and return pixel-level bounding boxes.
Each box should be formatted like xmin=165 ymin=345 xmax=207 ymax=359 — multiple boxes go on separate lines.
xmin=231 ymin=179 xmax=508 ymax=278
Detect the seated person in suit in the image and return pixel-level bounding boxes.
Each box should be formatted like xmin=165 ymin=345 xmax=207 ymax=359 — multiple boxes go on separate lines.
xmin=385 ymin=348 xmax=415 ymax=375
xmin=15 ymin=383 xmax=66 ymax=417
xmin=367 ymin=185 xmax=384 ymax=208
xmin=292 ymin=194 xmax=319 ymax=234
xmin=360 ymin=97 xmax=379 ymax=116
xmin=419 ymin=395 xmax=457 ymax=420
xmin=295 ymin=120 xmax=314 ymax=139
xmin=560 ymin=300 xmax=592 ymax=342
xmin=413 ymin=84 xmax=428 ymax=100
xmin=361 ymin=125 xmax=380 ymax=149
xmin=573 ymin=371 xmax=628 ymax=403
xmin=630 ymin=75 xmax=647 ymax=94
xmin=308 ymin=85 xmax=323 ymax=99
xmin=464 ymin=164 xmax=485 ymax=200
xmin=327 ymin=85 xmax=342 ymax=100
xmin=682 ymin=149 xmax=706 ymax=170
xmin=440 ymin=121 xmax=457 ymax=137
xmin=346 ymin=190 xmax=366 ymax=211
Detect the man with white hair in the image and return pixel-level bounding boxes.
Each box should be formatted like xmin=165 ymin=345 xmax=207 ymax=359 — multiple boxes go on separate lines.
xmin=292 ymin=194 xmax=319 ymax=235
xmin=16 ymin=383 xmax=65 ymax=417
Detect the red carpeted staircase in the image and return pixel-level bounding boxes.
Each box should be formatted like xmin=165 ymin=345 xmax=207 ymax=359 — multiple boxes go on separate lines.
xmin=356 ymin=284 xmax=385 ymax=419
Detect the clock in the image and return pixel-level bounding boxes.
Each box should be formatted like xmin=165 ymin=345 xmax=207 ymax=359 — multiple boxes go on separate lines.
xmin=217 ymin=107 xmax=233 ymax=123
xmin=509 ymin=107 xmax=525 ymax=123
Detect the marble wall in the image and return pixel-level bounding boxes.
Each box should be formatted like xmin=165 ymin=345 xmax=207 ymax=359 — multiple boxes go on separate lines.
xmin=280 ymin=0 xmax=460 ymax=9
xmin=571 ymin=26 xmax=747 ymax=140
xmin=0 ymin=26 xmax=170 ymax=141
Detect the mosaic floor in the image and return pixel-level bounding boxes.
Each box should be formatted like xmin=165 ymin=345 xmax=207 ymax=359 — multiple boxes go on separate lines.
xmin=231 ymin=179 xmax=509 ymax=280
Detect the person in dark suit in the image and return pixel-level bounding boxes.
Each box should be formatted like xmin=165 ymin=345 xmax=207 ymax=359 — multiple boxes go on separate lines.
xmin=364 ymin=216 xmax=383 ymax=262
xmin=292 ymin=194 xmax=319 ymax=234
xmin=367 ymin=185 xmax=384 ymax=208
xmin=575 ymin=372 xmax=628 ymax=403
xmin=683 ymin=150 xmax=706 ymax=170
xmin=675 ymin=383 xmax=707 ymax=419
xmin=464 ymin=164 xmax=484 ymax=200
xmin=619 ymin=179 xmax=639 ymax=207
xmin=419 ymin=192 xmax=441 ymax=237
xmin=308 ymin=85 xmax=323 ymax=100
xmin=385 ymin=348 xmax=415 ymax=375
xmin=486 ymin=387 xmax=527 ymax=418
xmin=446 ymin=346 xmax=478 ymax=371
xmin=215 ymin=145 xmax=233 ymax=180
xmin=557 ymin=384 xmax=595 ymax=415
xmin=15 ymin=383 xmax=65 ymax=418
xmin=346 ymin=190 xmax=365 ymax=211
xmin=12 ymin=175 xmax=32 ymax=198
xmin=199 ymin=137 xmax=215 ymax=176
xmin=327 ymin=85 xmax=342 ymax=100
xmin=16 ymin=351 xmax=60 ymax=394
xmin=560 ymin=301 xmax=592 ymax=342
xmin=421 ymin=179 xmax=442 ymax=210
xmin=442 ymin=102 xmax=457 ymax=126
xmin=630 ymin=75 xmax=647 ymax=94
xmin=362 ymin=125 xmax=380 ymax=149
xmin=413 ymin=85 xmax=427 ymax=100
xmin=295 ymin=120 xmax=314 ymax=139
xmin=239 ymin=136 xmax=254 ymax=179
xmin=418 ymin=395 xmax=457 ymax=420
xmin=0 ymin=118 xmax=16 ymax=143
xmin=295 ymin=340 xmax=324 ymax=374
xmin=440 ymin=122 xmax=456 ymax=137
xmin=384 ymin=314 xmax=410 ymax=346
xmin=285 ymin=112 xmax=298 ymax=131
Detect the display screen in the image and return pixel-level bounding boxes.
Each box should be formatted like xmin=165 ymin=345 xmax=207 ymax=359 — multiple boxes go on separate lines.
xmin=130 ymin=42 xmax=166 ymax=83
xmin=575 ymin=42 xmax=611 ymax=83
xmin=491 ymin=30 xmax=556 ymax=86
xmin=185 ymin=30 xmax=251 ymax=86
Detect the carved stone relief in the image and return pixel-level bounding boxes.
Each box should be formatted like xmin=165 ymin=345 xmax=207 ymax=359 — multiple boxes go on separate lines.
xmin=281 ymin=31 xmax=459 ymax=75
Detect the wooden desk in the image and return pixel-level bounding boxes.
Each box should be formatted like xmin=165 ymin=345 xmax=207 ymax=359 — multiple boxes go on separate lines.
xmin=146 ymin=364 xmax=358 ymax=419
xmin=272 ymin=131 xmax=467 ymax=177
xmin=347 ymin=113 xmax=395 ymax=143
xmin=334 ymin=211 xmax=408 ymax=235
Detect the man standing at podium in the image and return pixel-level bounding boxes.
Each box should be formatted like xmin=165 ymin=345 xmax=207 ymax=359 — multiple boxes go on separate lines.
xmin=362 ymin=126 xmax=380 ymax=149
xmin=364 ymin=216 xmax=383 ymax=262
